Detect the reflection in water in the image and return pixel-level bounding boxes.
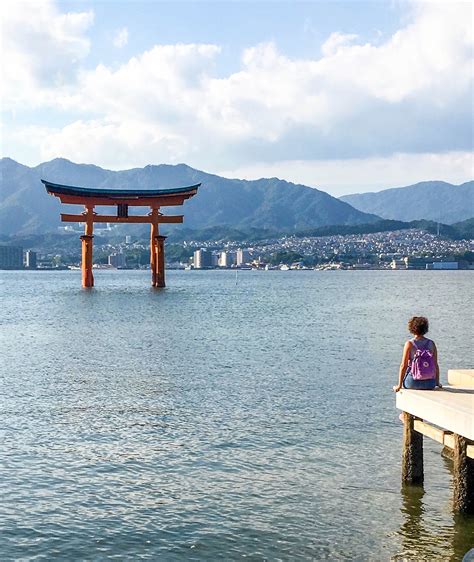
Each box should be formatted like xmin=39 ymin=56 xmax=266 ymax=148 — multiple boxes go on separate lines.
xmin=441 ymin=452 xmax=474 ymax=561
xmin=395 ymin=484 xmax=474 ymax=561
xmin=399 ymin=484 xmax=426 ymax=556
xmin=453 ymin=514 xmax=474 ymax=562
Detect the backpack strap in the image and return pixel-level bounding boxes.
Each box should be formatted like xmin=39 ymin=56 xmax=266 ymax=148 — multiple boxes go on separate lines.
xmin=413 ymin=338 xmax=431 ymax=350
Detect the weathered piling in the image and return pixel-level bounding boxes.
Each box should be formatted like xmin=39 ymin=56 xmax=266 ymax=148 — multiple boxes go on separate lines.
xmin=402 ymin=412 xmax=424 ymax=485
xmin=453 ymin=434 xmax=474 ymax=514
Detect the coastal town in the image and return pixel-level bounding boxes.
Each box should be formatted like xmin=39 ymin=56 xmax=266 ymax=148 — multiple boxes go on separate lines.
xmin=2 ymin=227 xmax=473 ymax=271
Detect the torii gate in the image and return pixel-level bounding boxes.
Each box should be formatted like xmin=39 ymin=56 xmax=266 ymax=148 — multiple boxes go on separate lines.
xmin=42 ymin=180 xmax=199 ymax=288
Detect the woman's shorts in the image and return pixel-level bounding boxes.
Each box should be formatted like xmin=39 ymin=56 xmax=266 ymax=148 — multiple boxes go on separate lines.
xmin=403 ymin=370 xmax=436 ymax=390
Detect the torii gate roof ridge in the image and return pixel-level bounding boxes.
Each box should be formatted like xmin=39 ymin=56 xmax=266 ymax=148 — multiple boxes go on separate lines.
xmin=42 ymin=179 xmax=200 ymax=199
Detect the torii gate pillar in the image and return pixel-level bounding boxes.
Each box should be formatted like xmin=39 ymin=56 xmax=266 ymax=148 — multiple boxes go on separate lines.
xmin=154 ymin=235 xmax=167 ymax=288
xmin=150 ymin=208 xmax=167 ymax=288
xmin=80 ymin=235 xmax=94 ymax=288
xmin=80 ymin=205 xmax=95 ymax=288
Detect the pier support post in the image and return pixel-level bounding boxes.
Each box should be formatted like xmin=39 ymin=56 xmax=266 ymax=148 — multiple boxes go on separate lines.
xmin=453 ymin=434 xmax=474 ymax=514
xmin=402 ymin=412 xmax=424 ymax=485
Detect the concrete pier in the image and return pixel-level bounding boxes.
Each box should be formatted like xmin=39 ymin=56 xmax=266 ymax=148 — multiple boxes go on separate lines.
xmin=396 ymin=369 xmax=474 ymax=514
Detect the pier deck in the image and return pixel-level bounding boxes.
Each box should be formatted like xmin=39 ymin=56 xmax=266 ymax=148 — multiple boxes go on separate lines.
xmin=396 ymin=369 xmax=474 ymax=513
xmin=396 ymin=386 xmax=474 ymax=441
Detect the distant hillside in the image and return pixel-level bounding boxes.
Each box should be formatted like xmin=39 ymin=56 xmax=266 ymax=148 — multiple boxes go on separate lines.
xmin=340 ymin=180 xmax=474 ymax=224
xmin=4 ymin=218 xmax=472 ymax=251
xmin=0 ymin=158 xmax=377 ymax=235
xmin=165 ymin=218 xmax=474 ymax=243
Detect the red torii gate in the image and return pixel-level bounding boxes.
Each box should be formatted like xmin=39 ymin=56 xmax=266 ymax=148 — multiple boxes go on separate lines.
xmin=42 ymin=180 xmax=199 ymax=288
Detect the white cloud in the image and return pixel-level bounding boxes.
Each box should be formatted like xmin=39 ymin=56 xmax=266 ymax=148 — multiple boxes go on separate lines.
xmin=0 ymin=0 xmax=93 ymax=108
xmin=113 ymin=27 xmax=128 ymax=48
xmin=321 ymin=32 xmax=359 ymax=57
xmin=40 ymin=119 xmax=189 ymax=169
xmin=2 ymin=0 xmax=473 ymax=189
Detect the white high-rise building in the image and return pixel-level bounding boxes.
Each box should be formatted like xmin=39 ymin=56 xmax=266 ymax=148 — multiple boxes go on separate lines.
xmin=218 ymin=251 xmax=236 ymax=268
xmin=236 ymin=248 xmax=250 ymax=266
xmin=25 ymin=250 xmax=37 ymax=269
xmin=194 ymin=249 xmax=212 ymax=269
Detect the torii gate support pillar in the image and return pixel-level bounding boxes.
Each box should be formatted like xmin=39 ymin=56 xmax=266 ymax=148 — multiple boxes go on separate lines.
xmin=80 ymin=205 xmax=95 ymax=288
xmin=80 ymin=235 xmax=94 ymax=288
xmin=155 ymin=235 xmax=167 ymax=288
xmin=150 ymin=208 xmax=166 ymax=288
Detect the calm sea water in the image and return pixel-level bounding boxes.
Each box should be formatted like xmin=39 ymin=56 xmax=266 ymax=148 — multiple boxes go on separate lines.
xmin=1 ymin=269 xmax=473 ymax=561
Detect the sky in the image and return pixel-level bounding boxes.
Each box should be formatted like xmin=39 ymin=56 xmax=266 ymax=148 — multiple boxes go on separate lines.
xmin=1 ymin=0 xmax=472 ymax=196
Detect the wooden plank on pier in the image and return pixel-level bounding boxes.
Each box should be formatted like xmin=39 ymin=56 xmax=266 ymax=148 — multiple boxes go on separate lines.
xmin=413 ymin=420 xmax=445 ymax=444
xmin=444 ymin=433 xmax=455 ymax=450
xmin=412 ymin=419 xmax=474 ymax=459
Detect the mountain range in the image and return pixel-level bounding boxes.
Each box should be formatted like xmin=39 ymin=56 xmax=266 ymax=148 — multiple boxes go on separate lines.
xmin=340 ymin=180 xmax=473 ymax=224
xmin=0 ymin=158 xmax=378 ymax=235
xmin=0 ymin=158 xmax=472 ymax=236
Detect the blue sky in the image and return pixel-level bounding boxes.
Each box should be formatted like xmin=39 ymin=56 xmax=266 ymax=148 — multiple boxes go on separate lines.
xmin=1 ymin=1 xmax=472 ymax=195
xmin=77 ymin=2 xmax=403 ymax=69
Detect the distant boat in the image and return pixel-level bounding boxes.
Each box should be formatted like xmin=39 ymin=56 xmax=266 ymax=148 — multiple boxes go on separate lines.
xmin=92 ymin=264 xmax=116 ymax=270
xmin=280 ymin=264 xmax=290 ymax=271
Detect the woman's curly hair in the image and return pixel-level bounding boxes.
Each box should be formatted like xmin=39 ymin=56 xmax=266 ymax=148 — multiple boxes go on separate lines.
xmin=408 ymin=316 xmax=429 ymax=336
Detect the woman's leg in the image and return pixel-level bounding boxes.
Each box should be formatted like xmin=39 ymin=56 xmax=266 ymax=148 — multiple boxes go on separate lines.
xmin=403 ymin=371 xmax=415 ymax=389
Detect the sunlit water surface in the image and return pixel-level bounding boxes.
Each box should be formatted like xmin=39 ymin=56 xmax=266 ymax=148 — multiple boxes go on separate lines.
xmin=1 ymin=270 xmax=473 ymax=561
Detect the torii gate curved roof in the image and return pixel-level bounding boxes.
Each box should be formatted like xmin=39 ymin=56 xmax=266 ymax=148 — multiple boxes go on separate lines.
xmin=42 ymin=179 xmax=200 ymax=206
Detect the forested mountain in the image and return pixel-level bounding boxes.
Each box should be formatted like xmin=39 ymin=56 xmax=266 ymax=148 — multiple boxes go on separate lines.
xmin=340 ymin=181 xmax=473 ymax=224
xmin=0 ymin=158 xmax=377 ymax=235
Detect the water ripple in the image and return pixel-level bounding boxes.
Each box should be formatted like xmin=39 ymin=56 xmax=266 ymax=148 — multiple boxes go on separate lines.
xmin=1 ymin=270 xmax=473 ymax=560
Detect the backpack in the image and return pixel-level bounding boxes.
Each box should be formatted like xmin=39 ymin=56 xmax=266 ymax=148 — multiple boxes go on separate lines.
xmin=410 ymin=339 xmax=436 ymax=380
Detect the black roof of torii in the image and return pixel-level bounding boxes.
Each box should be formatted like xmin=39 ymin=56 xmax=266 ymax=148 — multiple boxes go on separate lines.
xmin=42 ymin=179 xmax=200 ymax=199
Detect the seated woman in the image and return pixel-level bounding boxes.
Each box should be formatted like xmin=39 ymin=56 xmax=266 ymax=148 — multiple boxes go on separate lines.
xmin=393 ymin=316 xmax=442 ymax=392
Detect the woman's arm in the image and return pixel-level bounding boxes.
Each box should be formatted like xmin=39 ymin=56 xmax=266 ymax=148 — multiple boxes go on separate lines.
xmin=432 ymin=342 xmax=442 ymax=388
xmin=393 ymin=341 xmax=411 ymax=392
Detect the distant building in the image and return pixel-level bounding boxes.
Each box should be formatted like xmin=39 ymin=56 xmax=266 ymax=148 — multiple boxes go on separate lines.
xmin=0 ymin=246 xmax=23 ymax=269
xmin=25 ymin=250 xmax=37 ymax=269
xmin=390 ymin=259 xmax=406 ymax=270
xmin=218 ymin=251 xmax=235 ymax=268
xmin=211 ymin=252 xmax=219 ymax=267
xmin=404 ymin=257 xmax=432 ymax=270
xmin=108 ymin=252 xmax=126 ymax=268
xmin=236 ymin=248 xmax=251 ymax=266
xmin=427 ymin=261 xmax=459 ymax=270
xmin=125 ymin=235 xmax=132 ymax=244
xmin=194 ymin=249 xmax=212 ymax=269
